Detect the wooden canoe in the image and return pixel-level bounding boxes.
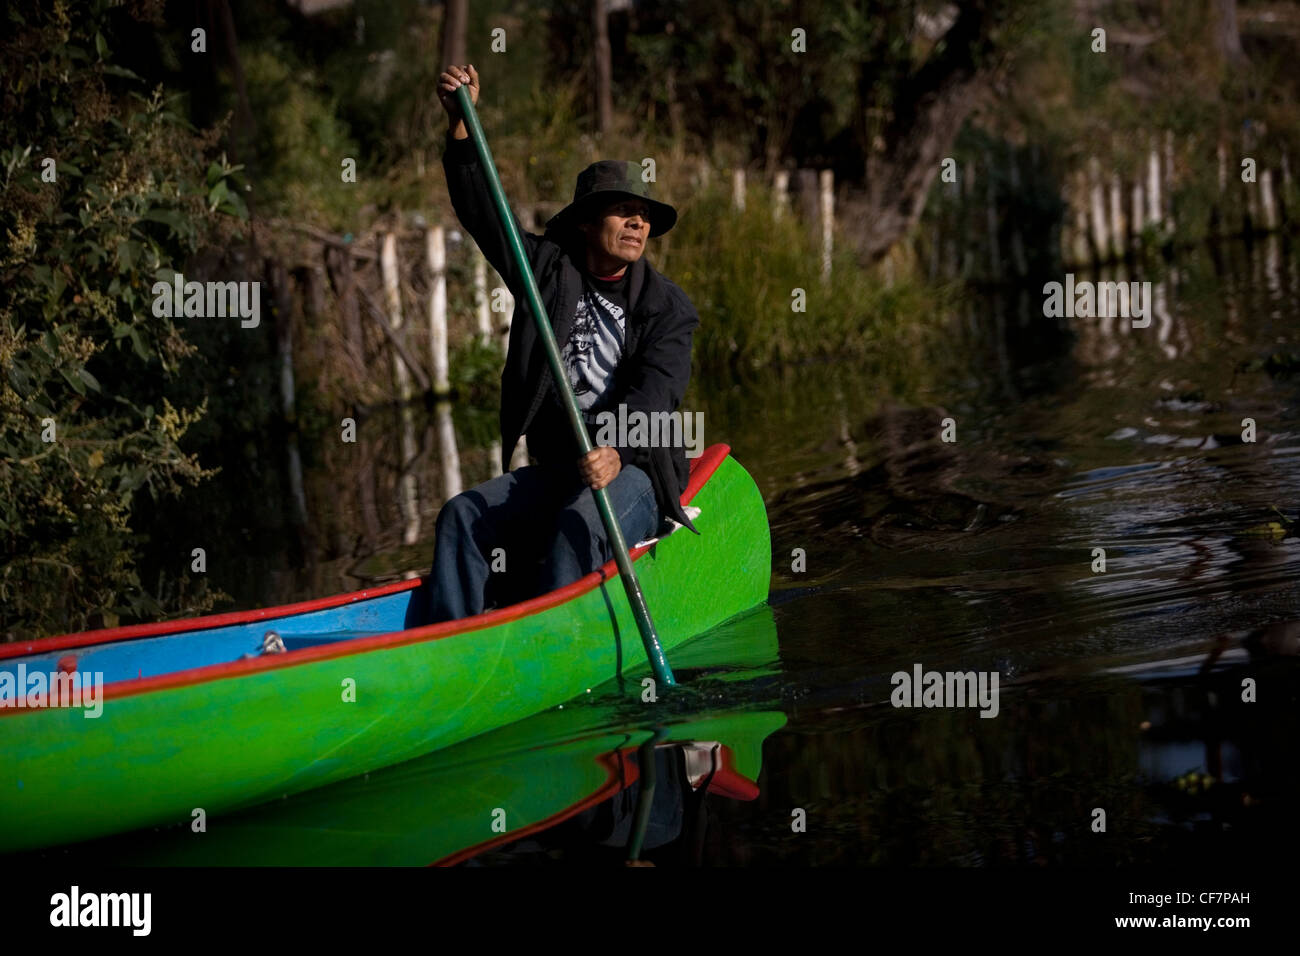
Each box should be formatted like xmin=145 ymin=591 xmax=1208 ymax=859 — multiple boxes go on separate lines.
xmin=19 ymin=604 xmax=783 ymax=865
xmin=0 ymin=444 xmax=770 ymax=852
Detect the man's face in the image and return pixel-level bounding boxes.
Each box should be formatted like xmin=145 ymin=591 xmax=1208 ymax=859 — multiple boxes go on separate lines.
xmin=580 ymin=197 xmax=651 ymax=268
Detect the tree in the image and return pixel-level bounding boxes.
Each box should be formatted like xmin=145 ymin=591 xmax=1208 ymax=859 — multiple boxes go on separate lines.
xmin=1214 ymin=0 xmax=1245 ymax=64
xmin=441 ymin=0 xmax=468 ymax=68
xmin=852 ymin=0 xmax=1025 ymax=264
xmin=593 ymin=0 xmax=613 ymax=135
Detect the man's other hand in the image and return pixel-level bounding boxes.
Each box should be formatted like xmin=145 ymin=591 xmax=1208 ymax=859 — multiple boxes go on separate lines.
xmin=579 ymin=447 xmax=621 ymax=490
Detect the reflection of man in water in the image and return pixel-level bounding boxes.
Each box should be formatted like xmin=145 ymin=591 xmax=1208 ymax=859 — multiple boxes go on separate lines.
xmin=554 ymin=743 xmax=724 ymax=864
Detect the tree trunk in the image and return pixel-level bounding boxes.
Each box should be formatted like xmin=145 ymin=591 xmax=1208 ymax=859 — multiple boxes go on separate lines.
xmin=440 ymin=0 xmax=468 ymax=68
xmin=593 ymin=0 xmax=613 ymax=135
xmin=665 ymin=64 xmax=683 ymax=145
xmin=214 ymin=0 xmax=256 ymax=167
xmin=857 ymin=2 xmax=1007 ymax=265
xmin=1215 ymin=0 xmax=1245 ymax=63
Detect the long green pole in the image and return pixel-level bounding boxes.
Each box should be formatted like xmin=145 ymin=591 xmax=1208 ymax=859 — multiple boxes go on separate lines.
xmin=454 ymin=86 xmax=676 ymax=688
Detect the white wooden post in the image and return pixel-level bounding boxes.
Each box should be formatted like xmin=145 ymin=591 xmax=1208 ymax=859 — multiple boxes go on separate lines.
xmin=435 ymin=400 xmax=462 ymax=501
xmin=773 ymin=170 xmax=789 ymax=220
xmin=1264 ymin=233 xmax=1281 ymax=303
xmin=426 ymin=225 xmax=450 ymax=396
xmin=1131 ymin=179 xmax=1145 ymax=240
xmin=474 ymin=251 xmax=492 ymax=345
xmin=732 ymin=169 xmax=746 ymax=211
xmin=1261 ymin=167 xmax=1279 ymax=230
xmin=1163 ymin=130 xmax=1176 ymax=232
xmin=1146 ymin=142 xmax=1162 ymax=230
xmin=1170 ymin=130 xmax=1180 ymax=232
xmin=382 ymin=231 xmax=419 ymax=542
xmin=1088 ymin=157 xmax=1108 ymax=262
xmin=1072 ymin=172 xmax=1090 ymax=265
xmin=399 ymin=405 xmax=420 ymax=546
xmin=1108 ymin=170 xmax=1125 ymax=259
xmin=381 ymin=232 xmax=411 ymax=401
xmin=1154 ymin=278 xmax=1175 ymax=358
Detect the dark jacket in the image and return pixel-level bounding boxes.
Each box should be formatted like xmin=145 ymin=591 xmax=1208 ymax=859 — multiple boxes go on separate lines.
xmin=443 ymin=133 xmax=700 ymax=533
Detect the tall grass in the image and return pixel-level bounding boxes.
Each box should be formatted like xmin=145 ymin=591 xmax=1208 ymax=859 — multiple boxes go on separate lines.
xmin=657 ymin=177 xmax=951 ymax=375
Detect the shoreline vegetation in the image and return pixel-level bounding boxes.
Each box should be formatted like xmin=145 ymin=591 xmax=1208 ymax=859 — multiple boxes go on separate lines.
xmin=3 ymin=0 xmax=1298 ymax=639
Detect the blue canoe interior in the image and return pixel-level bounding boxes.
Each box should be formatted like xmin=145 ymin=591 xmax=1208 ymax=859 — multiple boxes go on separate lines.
xmin=1 ymin=589 xmax=416 ymax=688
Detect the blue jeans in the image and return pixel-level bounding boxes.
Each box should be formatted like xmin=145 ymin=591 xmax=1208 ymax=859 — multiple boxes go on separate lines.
xmin=415 ymin=463 xmax=659 ymax=624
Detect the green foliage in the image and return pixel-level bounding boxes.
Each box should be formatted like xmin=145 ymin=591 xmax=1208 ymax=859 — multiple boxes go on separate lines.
xmin=449 ymin=338 xmax=505 ymax=406
xmin=0 ymin=0 xmax=238 ymax=639
xmin=237 ymin=46 xmax=360 ymax=220
xmin=613 ymin=0 xmax=838 ymax=165
xmin=659 ymin=178 xmax=949 ymax=375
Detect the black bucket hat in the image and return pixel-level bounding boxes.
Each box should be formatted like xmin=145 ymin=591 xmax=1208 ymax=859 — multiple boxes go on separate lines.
xmin=545 ymin=160 xmax=678 ymax=238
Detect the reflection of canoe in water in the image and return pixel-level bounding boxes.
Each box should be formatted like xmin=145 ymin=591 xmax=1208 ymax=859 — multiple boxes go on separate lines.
xmin=0 ymin=445 xmax=771 ymax=853
xmin=19 ymin=606 xmax=785 ymax=866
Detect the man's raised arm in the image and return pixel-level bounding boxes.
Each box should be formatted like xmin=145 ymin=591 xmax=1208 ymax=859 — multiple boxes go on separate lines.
xmin=437 ymin=64 xmax=540 ymax=297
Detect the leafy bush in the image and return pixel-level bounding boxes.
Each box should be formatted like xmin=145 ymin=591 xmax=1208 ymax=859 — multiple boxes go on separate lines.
xmin=0 ymin=0 xmax=241 ymax=639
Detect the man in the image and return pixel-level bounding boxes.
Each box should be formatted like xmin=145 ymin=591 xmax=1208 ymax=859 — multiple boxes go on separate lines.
xmin=420 ymin=64 xmax=699 ymax=624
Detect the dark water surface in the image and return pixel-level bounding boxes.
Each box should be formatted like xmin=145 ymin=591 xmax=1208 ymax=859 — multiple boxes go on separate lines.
xmin=28 ymin=238 xmax=1300 ymax=866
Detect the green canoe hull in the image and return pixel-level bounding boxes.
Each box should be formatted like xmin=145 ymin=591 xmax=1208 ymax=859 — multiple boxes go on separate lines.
xmin=26 ymin=598 xmax=781 ymax=865
xmin=1 ymin=451 xmax=770 ymax=852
